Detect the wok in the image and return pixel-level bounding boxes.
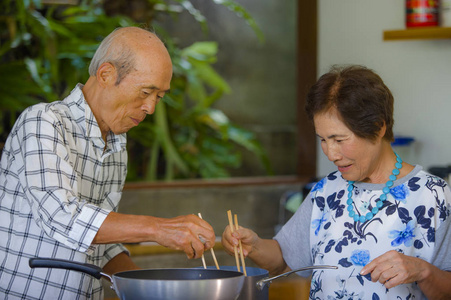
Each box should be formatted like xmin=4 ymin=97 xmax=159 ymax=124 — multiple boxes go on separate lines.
xmin=202 ymin=265 xmax=337 ymax=300
xmin=29 ymin=258 xmax=244 ymax=300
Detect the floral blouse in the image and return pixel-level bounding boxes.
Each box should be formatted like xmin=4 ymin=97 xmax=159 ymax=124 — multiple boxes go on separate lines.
xmin=275 ymin=166 xmax=451 ymax=300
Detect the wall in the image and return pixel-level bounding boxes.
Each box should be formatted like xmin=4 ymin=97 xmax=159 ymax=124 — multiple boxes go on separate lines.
xmin=119 ymin=182 xmax=303 ymax=239
xmin=317 ymin=0 xmax=451 ymax=177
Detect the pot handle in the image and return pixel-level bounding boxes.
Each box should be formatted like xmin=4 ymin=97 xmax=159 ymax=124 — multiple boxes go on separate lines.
xmin=256 ymin=265 xmax=338 ymax=290
xmin=29 ymin=258 xmax=112 ymax=281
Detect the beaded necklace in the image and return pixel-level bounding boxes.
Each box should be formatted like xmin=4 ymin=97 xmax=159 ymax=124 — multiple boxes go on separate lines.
xmin=346 ymin=152 xmax=403 ymax=223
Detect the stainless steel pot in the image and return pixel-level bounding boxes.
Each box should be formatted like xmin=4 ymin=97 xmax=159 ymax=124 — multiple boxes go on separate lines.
xmin=29 ymin=258 xmax=245 ymax=300
xmin=202 ymin=266 xmax=269 ymax=300
xmin=203 ymin=265 xmax=337 ymax=300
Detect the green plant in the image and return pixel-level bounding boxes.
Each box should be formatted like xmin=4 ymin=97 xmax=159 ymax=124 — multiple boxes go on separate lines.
xmin=0 ymin=0 xmax=272 ymax=181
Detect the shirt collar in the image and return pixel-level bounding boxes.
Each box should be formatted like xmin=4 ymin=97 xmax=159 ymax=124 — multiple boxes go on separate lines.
xmin=66 ymin=84 xmax=127 ymax=153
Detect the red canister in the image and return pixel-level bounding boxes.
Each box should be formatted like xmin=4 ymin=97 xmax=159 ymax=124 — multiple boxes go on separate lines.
xmin=406 ymin=0 xmax=440 ymax=27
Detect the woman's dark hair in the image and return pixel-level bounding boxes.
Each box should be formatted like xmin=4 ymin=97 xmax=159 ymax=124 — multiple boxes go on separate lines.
xmin=305 ymin=65 xmax=394 ymax=142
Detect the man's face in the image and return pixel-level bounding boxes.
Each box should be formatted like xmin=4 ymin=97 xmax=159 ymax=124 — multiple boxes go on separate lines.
xmin=100 ymin=53 xmax=172 ymax=135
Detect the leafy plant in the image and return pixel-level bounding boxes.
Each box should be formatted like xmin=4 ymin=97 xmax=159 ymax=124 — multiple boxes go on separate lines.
xmin=0 ymin=0 xmax=272 ymax=181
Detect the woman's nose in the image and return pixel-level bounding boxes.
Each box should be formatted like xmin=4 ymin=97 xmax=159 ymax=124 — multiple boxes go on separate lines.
xmin=323 ymin=143 xmax=340 ymax=162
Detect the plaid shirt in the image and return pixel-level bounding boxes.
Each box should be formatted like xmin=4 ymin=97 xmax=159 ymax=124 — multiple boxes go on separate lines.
xmin=0 ymin=84 xmax=128 ymax=299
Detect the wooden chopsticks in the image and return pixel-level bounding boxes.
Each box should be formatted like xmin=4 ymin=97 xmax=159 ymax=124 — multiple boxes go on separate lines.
xmin=234 ymin=214 xmax=247 ymax=276
xmin=227 ymin=210 xmax=247 ymax=276
xmin=196 ymin=211 xmax=247 ymax=276
xmin=198 ymin=213 xmax=220 ymax=269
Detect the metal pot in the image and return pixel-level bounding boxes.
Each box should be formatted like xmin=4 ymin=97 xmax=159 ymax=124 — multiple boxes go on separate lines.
xmin=201 ymin=266 xmax=269 ymax=300
xmin=29 ymin=258 xmax=245 ymax=300
xmin=203 ymin=265 xmax=337 ymax=300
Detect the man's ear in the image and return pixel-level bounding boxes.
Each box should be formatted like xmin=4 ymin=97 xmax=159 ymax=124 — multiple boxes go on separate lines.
xmin=96 ymin=62 xmax=117 ymax=87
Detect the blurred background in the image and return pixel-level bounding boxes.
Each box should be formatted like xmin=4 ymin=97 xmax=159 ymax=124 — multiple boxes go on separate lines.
xmin=0 ymin=0 xmax=304 ymax=183
xmin=1 ymin=1 xmax=451 ymax=298
xmin=1 ymin=1 xmax=450 ymax=182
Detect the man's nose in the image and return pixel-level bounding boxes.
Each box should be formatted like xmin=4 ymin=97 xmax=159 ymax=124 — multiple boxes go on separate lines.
xmin=142 ymin=98 xmax=157 ymax=115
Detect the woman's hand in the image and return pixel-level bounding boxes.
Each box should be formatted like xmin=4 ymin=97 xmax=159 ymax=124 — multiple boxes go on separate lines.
xmin=221 ymin=224 xmax=259 ymax=257
xmin=222 ymin=225 xmax=289 ymax=276
xmin=361 ymin=250 xmax=451 ymax=298
xmin=360 ymin=250 xmax=428 ymax=289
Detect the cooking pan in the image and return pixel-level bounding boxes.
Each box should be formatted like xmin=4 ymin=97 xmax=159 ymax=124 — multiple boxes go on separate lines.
xmin=201 ymin=265 xmax=337 ymax=300
xmin=29 ymin=258 xmax=244 ymax=300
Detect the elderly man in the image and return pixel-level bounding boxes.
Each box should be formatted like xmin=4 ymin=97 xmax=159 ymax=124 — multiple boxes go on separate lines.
xmin=0 ymin=27 xmax=215 ymax=299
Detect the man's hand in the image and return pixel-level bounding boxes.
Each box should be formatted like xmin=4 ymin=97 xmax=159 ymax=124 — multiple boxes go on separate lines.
xmin=153 ymin=214 xmax=216 ymax=259
xmin=93 ymin=212 xmax=216 ymax=260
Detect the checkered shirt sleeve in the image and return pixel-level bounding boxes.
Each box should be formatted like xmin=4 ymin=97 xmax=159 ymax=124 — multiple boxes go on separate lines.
xmin=0 ymin=85 xmax=128 ymax=299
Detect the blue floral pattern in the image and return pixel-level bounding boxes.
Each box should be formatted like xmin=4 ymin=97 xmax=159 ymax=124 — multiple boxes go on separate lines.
xmin=389 ymin=220 xmax=416 ymax=247
xmin=308 ymin=169 xmax=451 ymax=299
xmin=312 ymin=211 xmax=330 ymax=236
xmin=390 ymin=184 xmax=410 ymax=203
xmin=350 ymin=249 xmax=370 ymax=266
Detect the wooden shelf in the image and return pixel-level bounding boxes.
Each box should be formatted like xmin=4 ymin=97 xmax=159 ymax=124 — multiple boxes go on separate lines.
xmin=383 ymin=27 xmax=451 ymax=41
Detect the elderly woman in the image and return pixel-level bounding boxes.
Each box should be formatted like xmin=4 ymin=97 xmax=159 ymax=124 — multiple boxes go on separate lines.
xmin=222 ymin=65 xmax=451 ymax=299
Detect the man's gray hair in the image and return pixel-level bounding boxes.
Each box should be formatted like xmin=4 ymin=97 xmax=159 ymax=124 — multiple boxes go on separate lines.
xmin=88 ymin=28 xmax=136 ymax=85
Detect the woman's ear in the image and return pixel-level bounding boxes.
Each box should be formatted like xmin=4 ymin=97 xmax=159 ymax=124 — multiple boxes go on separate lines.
xmin=378 ymin=122 xmax=387 ymax=139
xmin=96 ymin=62 xmax=117 ymax=87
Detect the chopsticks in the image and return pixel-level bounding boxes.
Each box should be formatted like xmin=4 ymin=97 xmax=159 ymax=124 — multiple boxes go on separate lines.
xmin=195 ymin=211 xmax=247 ymax=275
xmin=227 ymin=210 xmax=247 ymax=276
xmin=234 ymin=214 xmax=247 ymax=276
xmin=198 ymin=213 xmax=220 ymax=270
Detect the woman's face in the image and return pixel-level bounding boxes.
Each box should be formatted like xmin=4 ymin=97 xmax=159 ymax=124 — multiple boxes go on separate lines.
xmin=314 ymin=108 xmax=384 ymax=183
